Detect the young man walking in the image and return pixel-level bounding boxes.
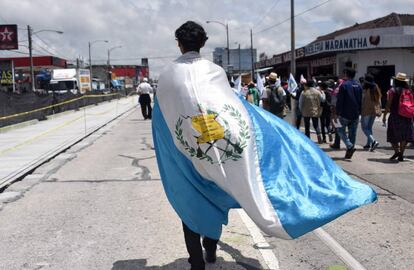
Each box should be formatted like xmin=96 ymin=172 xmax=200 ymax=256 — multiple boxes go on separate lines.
xmin=335 ymin=68 xmax=362 ymax=159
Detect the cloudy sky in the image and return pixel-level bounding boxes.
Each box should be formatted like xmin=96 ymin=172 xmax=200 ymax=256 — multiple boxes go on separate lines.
xmin=1 ymin=0 xmax=413 ymax=78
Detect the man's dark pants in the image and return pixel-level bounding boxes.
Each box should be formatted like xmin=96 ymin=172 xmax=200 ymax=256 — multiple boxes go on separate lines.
xmin=138 ymin=93 xmax=152 ymax=119
xmin=182 ymin=222 xmax=218 ymax=270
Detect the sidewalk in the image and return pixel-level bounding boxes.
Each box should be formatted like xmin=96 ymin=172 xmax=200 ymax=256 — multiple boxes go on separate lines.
xmin=0 ymin=108 xmax=268 ymax=270
xmin=0 ymin=96 xmax=136 ymax=189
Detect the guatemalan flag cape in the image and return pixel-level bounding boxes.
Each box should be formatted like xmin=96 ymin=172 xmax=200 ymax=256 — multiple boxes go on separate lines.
xmin=152 ymin=51 xmax=377 ymax=240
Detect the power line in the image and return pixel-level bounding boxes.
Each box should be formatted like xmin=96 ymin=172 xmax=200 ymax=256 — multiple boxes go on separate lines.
xmin=32 ymin=35 xmax=71 ymax=60
xmin=255 ymin=0 xmax=333 ymax=34
xmin=252 ymin=0 xmax=282 ymax=29
xmin=91 ymin=51 xmax=214 ymax=62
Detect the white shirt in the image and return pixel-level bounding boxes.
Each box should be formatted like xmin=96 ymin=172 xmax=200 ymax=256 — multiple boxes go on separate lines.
xmin=137 ymin=82 xmax=153 ymax=94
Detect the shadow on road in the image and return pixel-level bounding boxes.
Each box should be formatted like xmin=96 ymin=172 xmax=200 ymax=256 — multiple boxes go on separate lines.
xmin=112 ymin=241 xmax=262 ymax=270
xmin=367 ymin=158 xmax=399 ymax=164
xmin=112 ymin=257 xmax=261 ymax=270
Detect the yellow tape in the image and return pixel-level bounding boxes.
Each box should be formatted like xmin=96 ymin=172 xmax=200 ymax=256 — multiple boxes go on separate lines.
xmin=0 ymin=93 xmax=121 ymax=121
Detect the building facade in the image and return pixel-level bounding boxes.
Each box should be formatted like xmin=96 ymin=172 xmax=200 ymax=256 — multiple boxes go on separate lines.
xmin=255 ymin=13 xmax=414 ymax=101
xmin=91 ymin=65 xmax=149 ymax=89
xmin=213 ymin=47 xmax=257 ymax=74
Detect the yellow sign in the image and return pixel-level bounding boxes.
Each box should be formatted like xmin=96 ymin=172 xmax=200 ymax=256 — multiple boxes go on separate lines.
xmin=0 ymin=70 xmax=12 ymax=84
xmin=191 ymin=114 xmax=224 ymax=144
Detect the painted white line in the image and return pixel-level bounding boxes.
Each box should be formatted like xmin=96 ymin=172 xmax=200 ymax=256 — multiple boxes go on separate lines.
xmin=313 ymin=228 xmax=367 ymax=270
xmin=237 ymin=209 xmax=280 ymax=270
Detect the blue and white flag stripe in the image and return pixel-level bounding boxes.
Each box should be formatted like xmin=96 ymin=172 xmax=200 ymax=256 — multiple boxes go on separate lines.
xmin=152 ymin=52 xmax=377 ymax=240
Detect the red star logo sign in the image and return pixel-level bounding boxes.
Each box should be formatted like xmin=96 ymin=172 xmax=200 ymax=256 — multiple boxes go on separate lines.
xmin=0 ymin=24 xmax=18 ymax=50
xmin=0 ymin=27 xmax=14 ymax=41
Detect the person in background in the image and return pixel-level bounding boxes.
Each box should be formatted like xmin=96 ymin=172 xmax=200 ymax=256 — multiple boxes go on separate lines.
xmin=281 ymin=81 xmax=291 ymax=110
xmin=229 ymin=81 xmax=240 ymax=96
xmin=361 ymin=74 xmax=382 ymax=151
xmin=299 ymin=80 xmax=325 ymax=143
xmin=292 ymin=77 xmax=306 ymax=129
xmin=335 ymin=68 xmax=362 ymax=159
xmin=382 ymin=72 xmax=414 ymax=161
xmin=240 ymin=82 xmax=248 ymax=97
xmin=246 ymin=81 xmax=260 ymax=106
xmin=136 ymin=77 xmax=153 ymax=120
xmin=262 ymin=72 xmax=287 ymax=119
xmin=330 ymin=78 xmax=344 ymax=149
xmin=319 ymin=82 xmax=333 ymax=143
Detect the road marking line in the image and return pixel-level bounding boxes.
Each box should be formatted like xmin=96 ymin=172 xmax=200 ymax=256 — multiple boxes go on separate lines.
xmin=314 ymin=228 xmax=367 ymax=270
xmin=237 ymin=209 xmax=280 ymax=270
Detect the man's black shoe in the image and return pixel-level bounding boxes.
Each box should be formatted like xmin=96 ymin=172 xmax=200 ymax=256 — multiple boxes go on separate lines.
xmin=344 ymin=147 xmax=356 ymax=159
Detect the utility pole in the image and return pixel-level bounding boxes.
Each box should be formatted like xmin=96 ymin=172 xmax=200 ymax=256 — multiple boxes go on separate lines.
xmin=290 ymin=0 xmax=296 ymax=77
xmin=88 ymin=42 xmax=92 ymax=90
xmin=238 ymin=43 xmax=241 ymax=76
xmin=27 ymin=25 xmax=35 ymax=92
xmin=226 ymin=23 xmax=230 ymax=73
xmin=250 ymin=29 xmax=254 ymax=81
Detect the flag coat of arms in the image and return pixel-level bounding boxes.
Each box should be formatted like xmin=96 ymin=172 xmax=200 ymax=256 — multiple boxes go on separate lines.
xmin=152 ymin=51 xmax=376 ymax=240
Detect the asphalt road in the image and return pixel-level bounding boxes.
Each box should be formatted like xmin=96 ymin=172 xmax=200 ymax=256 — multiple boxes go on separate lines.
xmin=0 ymin=107 xmax=413 ymax=269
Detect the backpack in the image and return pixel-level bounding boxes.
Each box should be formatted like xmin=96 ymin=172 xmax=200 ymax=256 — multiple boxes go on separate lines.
xmin=398 ymin=88 xmax=414 ymax=118
xmin=269 ymin=86 xmax=285 ymax=114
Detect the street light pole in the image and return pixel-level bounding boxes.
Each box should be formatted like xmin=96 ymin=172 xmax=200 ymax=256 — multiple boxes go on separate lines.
xmin=206 ymin=20 xmax=230 ymax=73
xmin=27 ymin=26 xmax=63 ymax=92
xmin=238 ymin=43 xmax=241 ymax=76
xmin=88 ymin=39 xmax=108 ymax=90
xmin=107 ymin=45 xmax=122 ymax=91
xmin=290 ymin=0 xmax=296 ymax=76
xmin=27 ymin=25 xmax=34 ymax=92
xmin=226 ymin=23 xmax=230 ymax=72
xmin=250 ymin=29 xmax=255 ymax=81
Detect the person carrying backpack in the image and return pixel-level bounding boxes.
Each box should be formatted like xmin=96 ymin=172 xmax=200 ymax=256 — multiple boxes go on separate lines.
xmin=382 ymin=72 xmax=414 ymax=162
xmin=262 ymin=72 xmax=287 ymax=119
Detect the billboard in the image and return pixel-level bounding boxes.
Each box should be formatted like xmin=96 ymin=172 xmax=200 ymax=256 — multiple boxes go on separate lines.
xmin=0 ymin=24 xmax=18 ymax=50
xmin=141 ymin=58 xmax=148 ymax=67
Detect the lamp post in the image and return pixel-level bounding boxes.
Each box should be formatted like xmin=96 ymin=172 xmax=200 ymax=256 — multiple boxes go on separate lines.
xmin=107 ymin=45 xmax=122 ymax=90
xmin=27 ymin=26 xmax=63 ymax=91
xmin=206 ymin=20 xmax=229 ymax=73
xmin=234 ymin=42 xmax=241 ymax=76
xmin=88 ymin=39 xmax=109 ymax=90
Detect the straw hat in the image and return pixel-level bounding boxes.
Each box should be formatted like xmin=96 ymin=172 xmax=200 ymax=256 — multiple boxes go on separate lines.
xmin=393 ymin=72 xmax=409 ymax=82
xmin=267 ymin=72 xmax=278 ymax=81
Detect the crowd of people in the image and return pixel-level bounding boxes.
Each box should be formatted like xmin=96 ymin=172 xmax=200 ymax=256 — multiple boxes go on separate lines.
xmin=233 ymin=69 xmax=414 ymax=161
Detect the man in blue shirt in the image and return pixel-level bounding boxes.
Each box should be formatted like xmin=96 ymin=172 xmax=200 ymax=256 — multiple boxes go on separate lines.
xmin=335 ymin=68 xmax=362 ymax=159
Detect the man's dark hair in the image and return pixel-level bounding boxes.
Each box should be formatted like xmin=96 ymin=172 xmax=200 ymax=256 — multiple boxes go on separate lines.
xmin=306 ymin=80 xmax=316 ymax=88
xmin=175 ymin=21 xmax=208 ymax=52
xmin=343 ymin=68 xmax=356 ymax=79
xmin=395 ymin=79 xmax=408 ymax=89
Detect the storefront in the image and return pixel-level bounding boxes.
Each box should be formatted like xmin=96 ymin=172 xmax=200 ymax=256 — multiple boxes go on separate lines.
xmin=255 ymin=12 xmax=414 ymax=93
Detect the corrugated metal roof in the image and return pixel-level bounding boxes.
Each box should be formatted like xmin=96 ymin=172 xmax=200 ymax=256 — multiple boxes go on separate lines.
xmin=314 ymin=13 xmax=414 ymax=42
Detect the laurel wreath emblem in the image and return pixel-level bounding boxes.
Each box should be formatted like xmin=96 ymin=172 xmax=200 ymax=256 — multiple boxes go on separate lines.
xmin=175 ymin=104 xmax=250 ymax=164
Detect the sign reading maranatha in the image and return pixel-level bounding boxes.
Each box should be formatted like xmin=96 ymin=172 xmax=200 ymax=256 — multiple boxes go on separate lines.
xmin=305 ymin=36 xmax=382 ymax=56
